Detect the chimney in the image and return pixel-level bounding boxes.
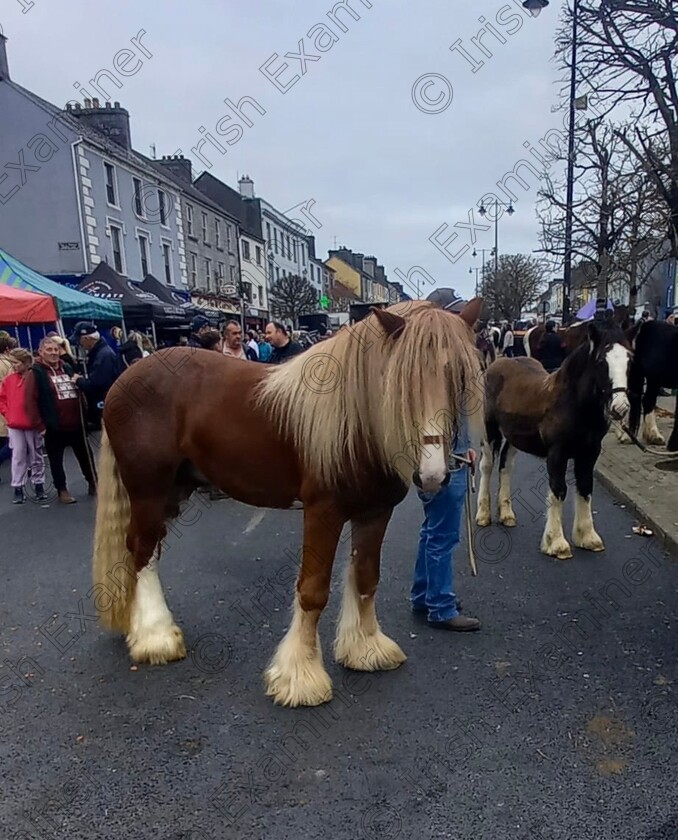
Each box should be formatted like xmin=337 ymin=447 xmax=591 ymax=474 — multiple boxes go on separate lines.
xmin=0 ymin=33 xmax=9 ymax=82
xmin=238 ymin=175 xmax=255 ymax=199
xmin=155 ymin=154 xmax=193 ymax=184
xmin=68 ymin=100 xmax=132 ymax=150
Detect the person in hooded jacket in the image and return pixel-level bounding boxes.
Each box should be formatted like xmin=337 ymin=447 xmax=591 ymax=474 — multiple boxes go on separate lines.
xmin=69 ymin=322 xmax=120 ymax=431
xmin=536 ymin=320 xmax=565 ymax=373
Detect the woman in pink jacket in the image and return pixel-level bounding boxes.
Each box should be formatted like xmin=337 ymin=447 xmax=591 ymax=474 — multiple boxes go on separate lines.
xmin=0 ymin=348 xmax=46 ymax=504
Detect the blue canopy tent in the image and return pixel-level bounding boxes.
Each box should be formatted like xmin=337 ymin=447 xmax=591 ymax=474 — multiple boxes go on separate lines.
xmin=0 ymin=249 xmax=123 ymax=329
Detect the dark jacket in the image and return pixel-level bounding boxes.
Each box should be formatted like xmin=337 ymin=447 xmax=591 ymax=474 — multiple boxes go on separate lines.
xmin=25 ymin=360 xmax=83 ymax=432
xmin=538 ymin=331 xmax=565 ymax=372
xmin=117 ymin=339 xmax=143 ymax=369
xmin=270 ymin=340 xmax=304 ymax=365
xmin=75 ymin=339 xmax=119 ymax=405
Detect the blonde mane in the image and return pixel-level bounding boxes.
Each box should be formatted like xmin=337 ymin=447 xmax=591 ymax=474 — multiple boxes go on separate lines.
xmin=255 ymin=301 xmax=485 ymax=488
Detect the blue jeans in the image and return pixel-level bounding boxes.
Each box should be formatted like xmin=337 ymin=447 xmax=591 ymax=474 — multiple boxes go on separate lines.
xmin=411 ymin=465 xmax=467 ymax=622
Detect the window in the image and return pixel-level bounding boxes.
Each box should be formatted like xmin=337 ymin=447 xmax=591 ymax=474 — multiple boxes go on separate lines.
xmin=218 ymin=262 xmax=225 ymax=281
xmin=229 ymin=265 xmax=236 ymax=283
xmin=163 ymin=242 xmax=173 ymax=284
xmin=138 ymin=234 xmax=149 ymax=277
xmin=133 ymin=178 xmax=143 ymax=217
xmin=302 ymin=244 xmax=306 ymax=266
xmin=201 ymin=212 xmax=208 ymax=243
xmin=255 ymin=245 xmax=262 ymax=265
xmin=205 ymin=257 xmax=212 ymax=290
xmin=215 ymin=219 xmax=221 ymax=249
xmin=276 ymin=267 xmax=280 ymax=281
xmin=190 ymin=252 xmax=198 ymax=286
xmin=186 ymin=204 xmax=194 ymax=236
xmin=266 ymin=222 xmax=271 ymax=244
xmin=293 ymin=240 xmax=297 ymax=263
xmin=282 ymin=269 xmax=287 ymax=279
xmin=242 ymin=240 xmax=251 ymax=261
xmin=110 ymin=223 xmax=124 ymax=273
xmin=104 ymin=163 xmax=117 ymax=206
xmin=158 ymin=190 xmax=168 ymax=226
xmin=286 ymin=235 xmax=291 ymax=260
xmin=225 ymin=224 xmax=232 ymax=252
xmin=274 ymin=229 xmax=278 ymax=254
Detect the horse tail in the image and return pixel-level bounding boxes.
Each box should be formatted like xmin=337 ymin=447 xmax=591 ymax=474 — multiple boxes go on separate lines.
xmin=92 ymin=428 xmax=136 ymax=633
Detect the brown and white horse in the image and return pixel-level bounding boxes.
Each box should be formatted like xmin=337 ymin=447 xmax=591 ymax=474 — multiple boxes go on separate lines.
xmin=476 ymin=321 xmax=631 ymax=559
xmin=92 ymin=299 xmax=484 ymax=707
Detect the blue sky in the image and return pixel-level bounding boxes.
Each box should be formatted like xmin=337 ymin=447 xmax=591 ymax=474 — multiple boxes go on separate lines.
xmin=4 ymin=0 xmax=565 ymax=298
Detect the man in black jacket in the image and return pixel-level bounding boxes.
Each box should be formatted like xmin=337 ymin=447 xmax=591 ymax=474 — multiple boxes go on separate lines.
xmin=536 ymin=320 xmax=565 ymax=373
xmin=264 ymin=322 xmax=304 ymax=364
xmin=69 ymin=322 xmax=120 ymax=430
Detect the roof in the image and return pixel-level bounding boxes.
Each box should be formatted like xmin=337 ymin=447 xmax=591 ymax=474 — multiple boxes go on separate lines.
xmin=194 ymin=173 xmax=264 ymax=240
xmin=0 ymin=247 xmax=122 ymax=321
xmin=4 ymin=80 xmax=185 ymax=193
xmin=144 ymin=158 xmax=241 ymax=225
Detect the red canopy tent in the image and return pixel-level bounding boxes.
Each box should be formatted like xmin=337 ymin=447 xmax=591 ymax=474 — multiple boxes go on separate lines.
xmin=0 ymin=284 xmax=57 ymax=323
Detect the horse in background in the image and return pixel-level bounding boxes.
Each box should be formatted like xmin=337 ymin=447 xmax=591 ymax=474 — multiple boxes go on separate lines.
xmin=627 ymin=319 xmax=678 ymax=450
xmin=524 ymin=305 xmax=632 ymax=359
xmin=92 ymin=299 xmax=485 ymax=708
xmin=476 ymin=321 xmax=631 ymax=559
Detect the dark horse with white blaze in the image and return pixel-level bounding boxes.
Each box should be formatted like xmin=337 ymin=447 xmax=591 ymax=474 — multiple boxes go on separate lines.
xmin=476 ymin=321 xmax=631 ymax=560
xmin=91 ymin=299 xmax=484 ymax=708
xmin=627 ymin=319 xmax=678 ymax=451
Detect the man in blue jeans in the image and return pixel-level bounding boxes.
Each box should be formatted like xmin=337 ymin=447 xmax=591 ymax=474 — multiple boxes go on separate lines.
xmin=411 ymin=432 xmax=481 ymax=631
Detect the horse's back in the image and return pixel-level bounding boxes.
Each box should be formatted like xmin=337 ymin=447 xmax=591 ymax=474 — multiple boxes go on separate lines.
xmin=635 ymin=320 xmax=678 ymax=385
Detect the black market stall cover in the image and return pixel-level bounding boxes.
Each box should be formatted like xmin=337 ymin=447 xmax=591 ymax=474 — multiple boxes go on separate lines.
xmin=141 ymin=274 xmax=195 ymax=324
xmin=78 ymin=263 xmax=186 ymax=325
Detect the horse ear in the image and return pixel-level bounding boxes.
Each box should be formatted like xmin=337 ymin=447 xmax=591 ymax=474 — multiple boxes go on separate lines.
xmin=371 ymin=307 xmax=406 ymax=339
xmin=459 ymin=297 xmax=483 ymax=327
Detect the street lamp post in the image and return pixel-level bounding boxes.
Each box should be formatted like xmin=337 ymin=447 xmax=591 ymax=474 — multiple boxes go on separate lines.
xmin=472 ymin=247 xmax=496 ymax=287
xmin=524 ymin=0 xmax=578 ymax=325
xmin=469 ymin=267 xmax=481 ymax=296
xmin=478 ymin=199 xmax=515 ymax=273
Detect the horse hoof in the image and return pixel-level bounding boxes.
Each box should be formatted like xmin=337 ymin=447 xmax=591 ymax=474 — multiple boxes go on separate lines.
xmin=476 ymin=511 xmax=491 ymax=527
xmin=127 ymin=624 xmax=186 ymax=665
xmin=541 ymin=537 xmax=573 ymax=560
xmin=616 ymin=433 xmax=632 ymax=444
xmin=646 ymin=434 xmax=666 ymax=446
xmin=264 ymin=661 xmax=333 ymax=708
xmin=335 ymin=629 xmax=406 ymax=672
xmin=499 ymin=514 xmax=517 ymax=527
xmin=573 ymin=531 xmax=605 ymax=552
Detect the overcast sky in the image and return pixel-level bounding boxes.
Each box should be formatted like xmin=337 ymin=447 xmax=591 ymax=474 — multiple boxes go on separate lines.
xmin=4 ymin=0 xmax=566 ymax=299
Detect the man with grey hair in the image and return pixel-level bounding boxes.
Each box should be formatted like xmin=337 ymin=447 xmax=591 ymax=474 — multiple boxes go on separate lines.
xmin=69 ymin=322 xmax=120 ymax=430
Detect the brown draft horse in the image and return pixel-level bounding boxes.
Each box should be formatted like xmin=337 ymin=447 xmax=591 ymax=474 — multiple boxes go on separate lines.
xmin=92 ymin=299 xmax=484 ymax=707
xmin=476 ymin=321 xmax=632 ymax=560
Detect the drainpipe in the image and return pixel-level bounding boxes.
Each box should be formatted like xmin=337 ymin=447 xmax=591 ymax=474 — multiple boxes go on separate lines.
xmin=71 ymin=139 xmax=88 ymax=275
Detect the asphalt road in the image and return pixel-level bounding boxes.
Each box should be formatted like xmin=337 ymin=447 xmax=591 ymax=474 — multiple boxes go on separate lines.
xmin=1 ymin=451 xmax=677 ymax=840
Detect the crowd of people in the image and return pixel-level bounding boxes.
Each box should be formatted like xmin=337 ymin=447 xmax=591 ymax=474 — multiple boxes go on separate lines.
xmin=0 ymin=316 xmax=332 ymax=505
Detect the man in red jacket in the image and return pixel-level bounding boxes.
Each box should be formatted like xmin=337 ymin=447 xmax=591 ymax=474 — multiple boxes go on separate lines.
xmin=0 ymin=348 xmax=46 ymax=504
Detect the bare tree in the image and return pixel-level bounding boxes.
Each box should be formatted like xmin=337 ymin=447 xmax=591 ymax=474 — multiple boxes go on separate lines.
xmin=269 ymin=274 xmax=319 ymax=328
xmin=479 ymin=254 xmax=547 ymax=321
xmin=560 ymin=1 xmax=678 ymax=255
xmin=538 ymin=118 xmax=667 ymax=304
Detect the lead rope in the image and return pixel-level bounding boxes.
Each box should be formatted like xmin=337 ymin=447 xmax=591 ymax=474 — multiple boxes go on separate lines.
xmin=451 ymin=453 xmax=478 ymax=577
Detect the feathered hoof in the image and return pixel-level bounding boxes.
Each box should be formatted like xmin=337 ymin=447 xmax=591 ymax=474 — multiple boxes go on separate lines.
xmin=264 ymin=656 xmax=333 ymax=708
xmin=127 ymin=623 xmax=186 ymax=665
xmin=476 ymin=508 xmax=491 ymax=527
xmin=335 ymin=629 xmax=407 ymax=672
xmin=573 ymin=528 xmax=605 ymax=552
xmin=644 ymin=432 xmax=666 ymax=446
xmin=541 ymin=534 xmax=573 ymax=560
xmin=499 ymin=506 xmax=517 ymax=527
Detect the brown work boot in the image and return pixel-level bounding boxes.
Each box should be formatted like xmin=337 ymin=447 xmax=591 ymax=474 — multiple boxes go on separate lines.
xmin=59 ymin=489 xmax=77 ymax=504
xmin=428 ymin=615 xmax=481 ymax=631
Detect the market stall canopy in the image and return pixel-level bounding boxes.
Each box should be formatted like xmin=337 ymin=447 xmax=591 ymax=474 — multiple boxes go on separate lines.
xmin=140 ymin=274 xmax=195 ymax=321
xmin=78 ymin=263 xmax=185 ymax=325
xmin=0 ymin=248 xmax=122 ymax=322
xmin=0 ymin=283 xmax=58 ymax=323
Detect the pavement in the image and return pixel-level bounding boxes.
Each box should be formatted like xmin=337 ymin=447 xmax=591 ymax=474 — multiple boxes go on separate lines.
xmin=596 ymin=396 xmax=678 ymax=554
xmin=1 ymin=449 xmax=677 ymax=840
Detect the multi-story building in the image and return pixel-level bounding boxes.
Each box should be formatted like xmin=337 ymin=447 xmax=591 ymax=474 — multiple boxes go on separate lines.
xmin=150 ymin=155 xmax=240 ymax=317
xmin=0 ymin=36 xmax=186 ymax=288
xmin=195 ymin=172 xmax=269 ymax=329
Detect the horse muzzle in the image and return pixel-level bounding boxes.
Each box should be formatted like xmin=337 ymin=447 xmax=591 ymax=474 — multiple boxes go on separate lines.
xmin=412 ymin=469 xmax=451 ymax=493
